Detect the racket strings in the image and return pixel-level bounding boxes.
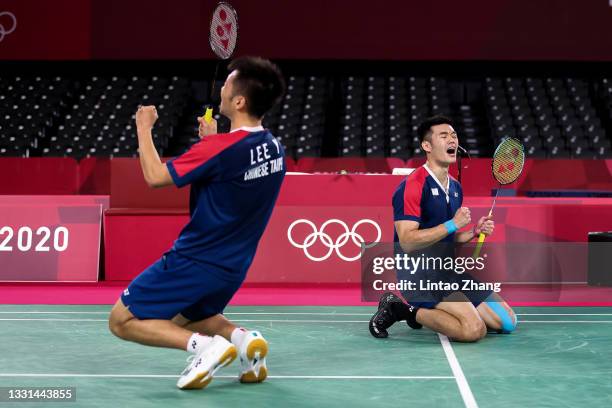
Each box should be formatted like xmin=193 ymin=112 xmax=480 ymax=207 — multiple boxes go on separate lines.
xmin=205 ymin=2 xmax=239 ymax=118
xmin=492 ymin=138 xmax=525 ymax=185
xmin=209 ymin=3 xmax=238 ymax=60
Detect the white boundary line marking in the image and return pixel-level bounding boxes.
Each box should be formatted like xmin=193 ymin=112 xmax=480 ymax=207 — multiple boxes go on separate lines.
xmin=0 ymin=373 xmax=453 ymax=380
xmin=0 ymin=312 xmax=110 ymax=314
xmin=1 ymin=311 xmax=612 ymax=316
xmin=0 ymin=311 xmax=376 ymax=315
xmin=0 ymin=318 xmax=109 ymax=322
xmin=1 ymin=318 xmax=612 ymax=323
xmin=438 ymin=334 xmax=478 ymax=408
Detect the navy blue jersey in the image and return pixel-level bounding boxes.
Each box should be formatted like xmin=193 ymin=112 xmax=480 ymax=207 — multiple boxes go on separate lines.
xmin=166 ymin=126 xmax=285 ymax=281
xmin=391 ymin=165 xmax=492 ymax=308
xmin=392 ymin=165 xmax=463 ymax=242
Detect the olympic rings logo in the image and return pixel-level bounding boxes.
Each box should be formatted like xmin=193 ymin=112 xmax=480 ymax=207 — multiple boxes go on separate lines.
xmin=287 ymin=219 xmax=382 ymax=262
xmin=0 ymin=11 xmax=17 ymax=43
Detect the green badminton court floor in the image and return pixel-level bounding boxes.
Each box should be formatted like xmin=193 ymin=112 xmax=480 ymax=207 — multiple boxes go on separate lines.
xmin=0 ymin=305 xmax=611 ymax=408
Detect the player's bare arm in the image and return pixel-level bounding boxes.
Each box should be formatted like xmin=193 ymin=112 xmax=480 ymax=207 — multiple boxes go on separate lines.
xmin=135 ymin=105 xmax=174 ymax=188
xmin=395 ymin=206 xmax=472 ymax=252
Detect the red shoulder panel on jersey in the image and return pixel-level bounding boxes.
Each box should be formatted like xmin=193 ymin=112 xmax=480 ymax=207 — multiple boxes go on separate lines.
xmin=403 ymin=166 xmax=427 ymax=218
xmin=172 ymin=130 xmax=250 ymax=177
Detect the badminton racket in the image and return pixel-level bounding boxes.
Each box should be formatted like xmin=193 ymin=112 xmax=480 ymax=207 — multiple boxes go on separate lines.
xmin=204 ymin=2 xmax=239 ymax=123
xmin=473 ymin=137 xmax=525 ymax=258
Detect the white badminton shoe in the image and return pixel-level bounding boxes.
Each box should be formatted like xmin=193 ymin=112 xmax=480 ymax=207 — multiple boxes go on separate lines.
xmin=237 ymin=330 xmax=268 ymax=383
xmin=177 ymin=335 xmax=237 ymax=390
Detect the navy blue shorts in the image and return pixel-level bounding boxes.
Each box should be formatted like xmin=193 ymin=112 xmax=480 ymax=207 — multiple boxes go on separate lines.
xmin=121 ymin=251 xmax=243 ymax=321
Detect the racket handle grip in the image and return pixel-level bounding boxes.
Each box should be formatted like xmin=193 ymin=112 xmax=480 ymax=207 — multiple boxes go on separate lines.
xmin=472 ymin=208 xmax=493 ymax=258
xmin=204 ymin=107 xmax=213 ymax=124
xmin=472 ymin=233 xmax=486 ymax=258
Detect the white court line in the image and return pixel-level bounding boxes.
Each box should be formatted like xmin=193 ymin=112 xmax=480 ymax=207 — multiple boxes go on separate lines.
xmin=1 ymin=311 xmax=612 ymax=316
xmin=1 ymin=318 xmax=612 ymax=323
xmin=0 ymin=311 xmax=374 ymax=316
xmin=0 ymin=318 xmax=108 ymax=322
xmin=0 ymin=318 xmax=368 ymax=323
xmin=0 ymin=373 xmax=453 ymax=380
xmin=0 ymin=311 xmax=110 ymax=314
xmin=438 ymin=334 xmax=478 ymax=408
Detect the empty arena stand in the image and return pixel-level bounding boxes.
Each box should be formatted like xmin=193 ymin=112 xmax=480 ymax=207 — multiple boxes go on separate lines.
xmin=1 ymin=68 xmax=611 ymax=160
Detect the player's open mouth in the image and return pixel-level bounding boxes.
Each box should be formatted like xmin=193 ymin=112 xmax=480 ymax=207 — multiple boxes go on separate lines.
xmin=446 ymin=147 xmax=456 ymax=155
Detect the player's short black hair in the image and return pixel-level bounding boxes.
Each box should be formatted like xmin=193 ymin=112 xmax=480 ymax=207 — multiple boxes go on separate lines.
xmin=227 ymin=56 xmax=286 ymax=119
xmin=417 ymin=115 xmax=454 ymax=142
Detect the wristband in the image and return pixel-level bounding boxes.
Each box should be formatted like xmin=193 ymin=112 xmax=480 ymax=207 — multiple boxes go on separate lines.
xmin=443 ymin=220 xmax=458 ymax=234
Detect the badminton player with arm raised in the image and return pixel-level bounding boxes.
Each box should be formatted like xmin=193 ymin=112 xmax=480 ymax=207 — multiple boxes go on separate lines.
xmin=108 ymin=57 xmax=286 ymax=389
xmin=368 ymin=115 xmax=518 ymax=342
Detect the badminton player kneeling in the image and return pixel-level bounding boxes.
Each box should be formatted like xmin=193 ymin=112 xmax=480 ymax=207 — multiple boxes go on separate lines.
xmin=369 ymin=115 xmax=517 ymax=342
xmin=108 ymin=57 xmax=286 ymax=389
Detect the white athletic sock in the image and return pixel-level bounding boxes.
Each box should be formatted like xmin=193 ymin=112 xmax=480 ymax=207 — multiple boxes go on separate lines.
xmin=230 ymin=327 xmax=248 ymax=348
xmin=186 ymin=333 xmax=213 ymax=354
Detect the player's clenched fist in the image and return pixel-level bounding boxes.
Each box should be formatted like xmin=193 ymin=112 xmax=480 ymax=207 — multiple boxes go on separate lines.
xmin=135 ymin=105 xmax=158 ymax=130
xmin=475 ymin=215 xmax=494 ymax=236
xmin=453 ymin=207 xmax=471 ymax=229
xmin=197 ymin=116 xmax=217 ymax=138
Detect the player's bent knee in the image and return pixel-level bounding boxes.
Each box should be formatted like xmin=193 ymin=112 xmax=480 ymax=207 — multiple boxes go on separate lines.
xmin=456 ymin=320 xmax=486 ymax=342
xmin=108 ymin=298 xmax=139 ymax=339
xmin=108 ymin=317 xmax=123 ymax=338
xmin=486 ymin=301 xmax=517 ymax=333
xmin=469 ymin=322 xmax=487 ymax=341
xmin=108 ymin=312 xmax=131 ymax=339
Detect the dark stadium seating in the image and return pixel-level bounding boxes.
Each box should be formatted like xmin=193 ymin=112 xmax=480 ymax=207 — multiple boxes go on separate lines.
xmin=484 ymin=76 xmax=611 ymax=159
xmin=1 ymin=72 xmax=611 ymax=160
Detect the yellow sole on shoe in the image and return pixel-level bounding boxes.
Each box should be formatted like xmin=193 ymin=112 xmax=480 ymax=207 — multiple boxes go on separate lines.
xmin=246 ymin=338 xmax=268 ymax=360
xmin=240 ymin=365 xmax=267 ymax=383
xmin=180 ymin=370 xmax=211 ymax=390
xmin=180 ymin=346 xmax=237 ymax=390
xmin=240 ymin=338 xmax=268 ymax=383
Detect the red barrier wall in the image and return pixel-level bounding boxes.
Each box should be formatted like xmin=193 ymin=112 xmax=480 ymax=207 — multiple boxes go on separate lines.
xmin=285 ymin=157 xmax=297 ymax=172
xmin=109 ymin=158 xmax=189 ymax=208
xmin=103 ymin=209 xmax=186 ymax=281
xmin=78 ymin=157 xmax=111 ymax=195
xmin=103 ymin=174 xmax=612 ymax=282
xmin=407 ymin=158 xmax=612 ymax=195
xmin=518 ymin=159 xmax=612 ymax=192
xmin=109 ymin=157 xmax=297 ymax=208
xmin=0 ymin=158 xmax=609 ymax=197
xmin=296 ymin=158 xmax=405 ymax=174
xmin=0 ymin=158 xmax=110 ymax=195
xmin=0 ymin=158 xmax=79 ymax=195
